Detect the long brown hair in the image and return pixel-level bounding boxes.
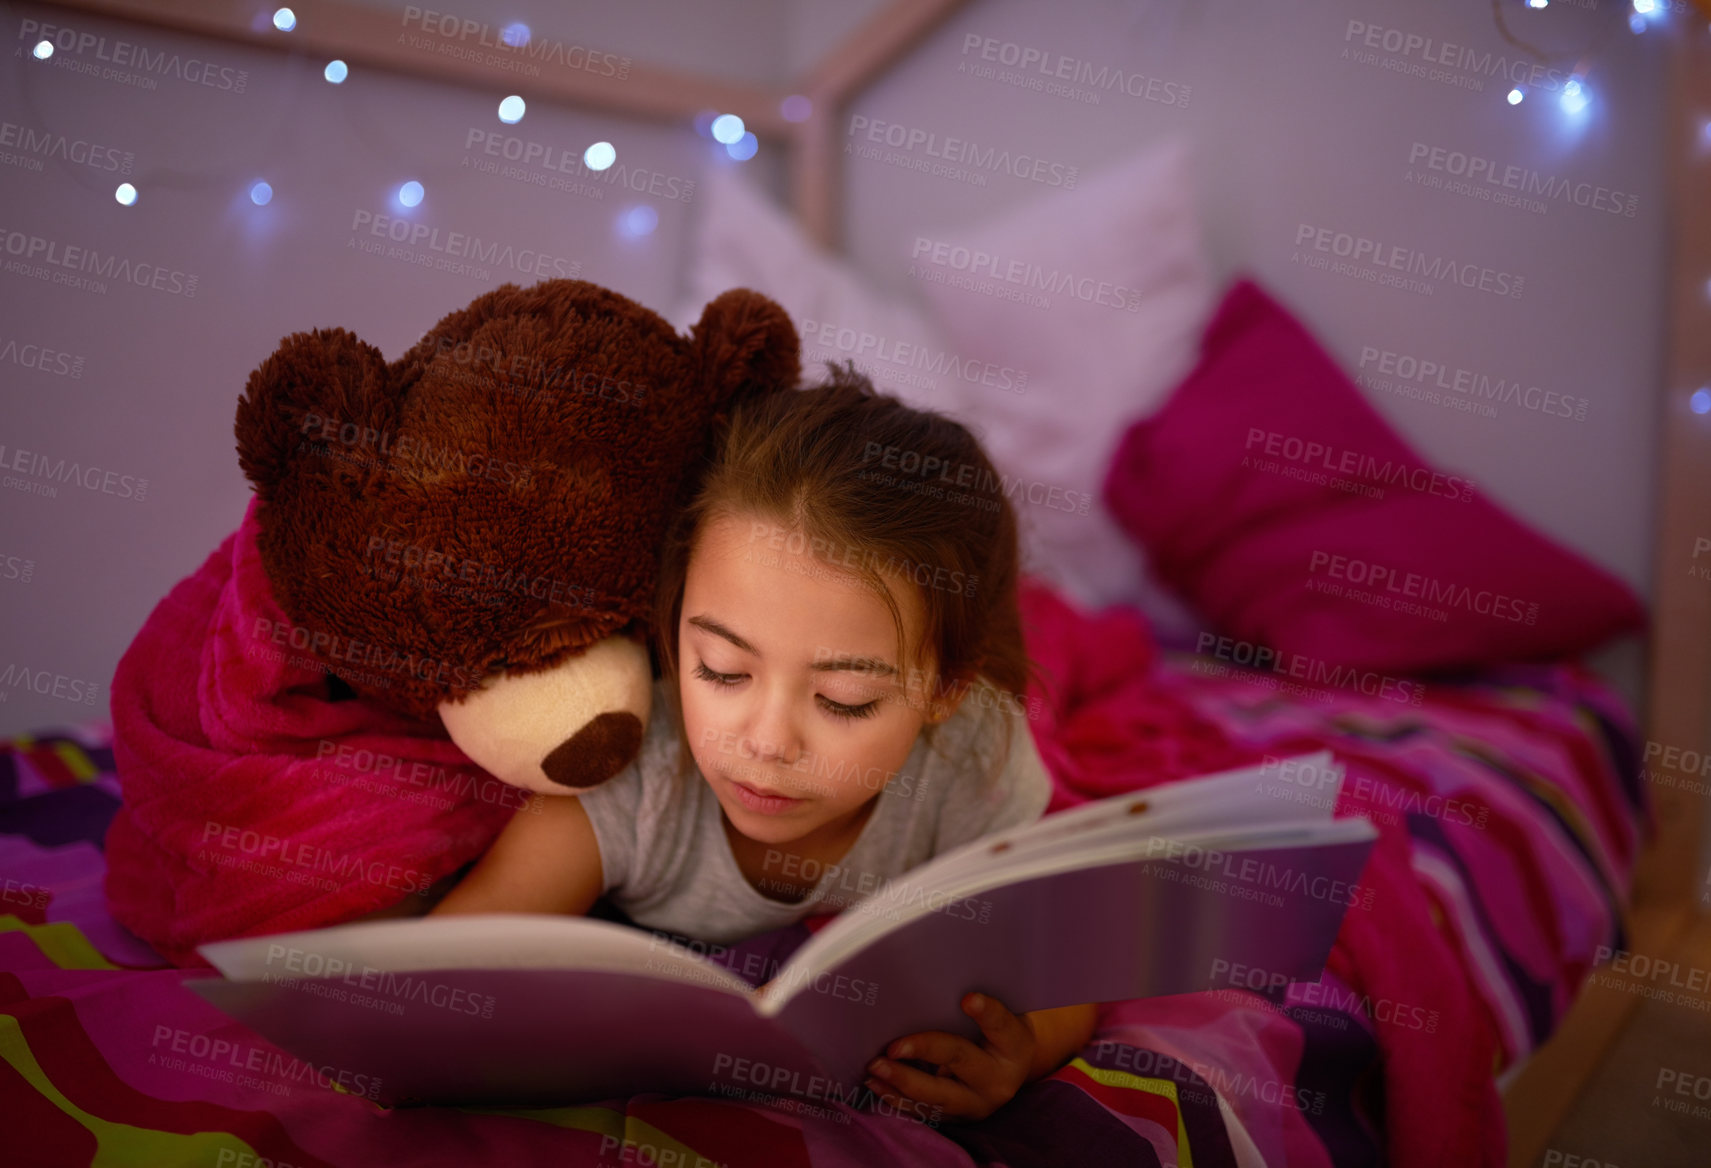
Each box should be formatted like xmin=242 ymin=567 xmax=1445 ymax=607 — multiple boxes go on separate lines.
xmin=653 ymin=361 xmax=1038 ymax=782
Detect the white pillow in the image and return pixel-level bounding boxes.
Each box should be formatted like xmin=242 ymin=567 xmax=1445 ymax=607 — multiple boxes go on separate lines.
xmin=674 ymin=163 xmax=964 ymax=420
xmin=909 ymin=137 xmax=1216 ymax=634
xmin=673 ymin=155 xmax=1208 ymax=644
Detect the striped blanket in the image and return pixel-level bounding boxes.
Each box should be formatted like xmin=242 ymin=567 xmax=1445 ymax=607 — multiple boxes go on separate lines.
xmin=0 ymin=582 xmax=1645 ymax=1167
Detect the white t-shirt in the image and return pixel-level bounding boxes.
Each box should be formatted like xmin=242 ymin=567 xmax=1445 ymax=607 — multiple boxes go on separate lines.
xmin=578 ymin=676 xmax=1053 ymax=943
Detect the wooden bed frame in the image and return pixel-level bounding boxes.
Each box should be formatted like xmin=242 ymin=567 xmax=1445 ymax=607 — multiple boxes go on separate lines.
xmin=41 ymin=2 xmax=1711 ymax=1162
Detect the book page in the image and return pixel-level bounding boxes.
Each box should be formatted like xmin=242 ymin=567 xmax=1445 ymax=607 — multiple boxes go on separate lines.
xmin=922 ymin=750 xmax=1345 ymax=885
xmin=770 ymin=815 xmax=1376 ymax=1004
xmin=766 ymin=752 xmax=1349 ymax=997
xmin=199 ymin=913 xmax=755 ymax=998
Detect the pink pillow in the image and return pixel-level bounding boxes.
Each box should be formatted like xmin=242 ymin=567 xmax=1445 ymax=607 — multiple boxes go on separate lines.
xmin=1102 ymin=278 xmax=1647 ymax=672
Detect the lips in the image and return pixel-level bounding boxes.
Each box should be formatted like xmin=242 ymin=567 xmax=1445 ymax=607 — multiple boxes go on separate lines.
xmin=729 ymin=778 xmax=804 ymax=815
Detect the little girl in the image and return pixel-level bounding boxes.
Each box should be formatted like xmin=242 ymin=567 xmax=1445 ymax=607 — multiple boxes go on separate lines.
xmin=431 ymin=362 xmax=1097 ymax=1120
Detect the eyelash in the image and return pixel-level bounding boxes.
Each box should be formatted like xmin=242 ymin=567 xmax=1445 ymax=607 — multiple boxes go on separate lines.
xmin=692 ymin=661 xmax=880 ymax=721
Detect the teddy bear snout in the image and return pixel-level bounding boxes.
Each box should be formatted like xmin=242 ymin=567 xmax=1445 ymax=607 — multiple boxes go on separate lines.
xmin=436 ymin=635 xmax=654 ymax=795
xmin=540 ymin=712 xmax=644 ymax=789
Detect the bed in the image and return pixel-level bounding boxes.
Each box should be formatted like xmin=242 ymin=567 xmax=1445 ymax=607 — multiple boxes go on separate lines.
xmin=5 ymin=1 xmax=1707 ymax=1165
xmin=0 ymin=575 xmax=1647 ymax=1165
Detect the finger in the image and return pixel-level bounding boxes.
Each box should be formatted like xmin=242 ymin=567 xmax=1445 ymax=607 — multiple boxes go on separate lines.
xmin=885 ymin=1032 xmax=998 ymax=1090
xmin=866 ymin=1056 xmax=984 ymax=1114
xmin=963 ymin=992 xmax=1033 ymax=1063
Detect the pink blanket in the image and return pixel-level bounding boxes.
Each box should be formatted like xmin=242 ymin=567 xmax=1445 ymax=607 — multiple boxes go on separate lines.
xmin=105 ymin=498 xmax=516 ymax=967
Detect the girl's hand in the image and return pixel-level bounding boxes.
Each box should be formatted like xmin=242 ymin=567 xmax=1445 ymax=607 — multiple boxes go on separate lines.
xmin=863 ymin=992 xmax=1038 ymax=1122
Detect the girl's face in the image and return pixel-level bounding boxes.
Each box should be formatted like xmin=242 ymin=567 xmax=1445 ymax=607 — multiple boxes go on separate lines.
xmin=677 ymin=511 xmax=949 ymax=848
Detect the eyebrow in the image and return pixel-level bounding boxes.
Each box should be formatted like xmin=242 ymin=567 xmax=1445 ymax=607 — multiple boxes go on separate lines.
xmin=686 ymin=614 xmax=899 ymax=678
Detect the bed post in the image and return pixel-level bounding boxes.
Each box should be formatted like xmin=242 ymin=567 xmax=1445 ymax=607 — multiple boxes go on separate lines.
xmin=787 ymin=0 xmax=974 ymax=248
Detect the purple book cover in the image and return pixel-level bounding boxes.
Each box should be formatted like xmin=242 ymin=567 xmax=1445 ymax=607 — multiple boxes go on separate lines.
xmin=189 ymin=827 xmax=1376 ymax=1107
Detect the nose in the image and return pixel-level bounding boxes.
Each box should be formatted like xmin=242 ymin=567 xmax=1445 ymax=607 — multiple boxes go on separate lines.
xmin=747 ymin=689 xmax=801 ymax=766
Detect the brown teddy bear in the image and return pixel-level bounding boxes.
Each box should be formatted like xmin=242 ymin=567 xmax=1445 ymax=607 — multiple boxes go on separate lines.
xmin=235 ymin=279 xmax=800 ymax=792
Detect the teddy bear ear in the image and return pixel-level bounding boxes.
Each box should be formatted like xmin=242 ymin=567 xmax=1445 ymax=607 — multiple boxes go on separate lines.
xmin=687 ymin=288 xmax=802 ymax=408
xmin=234 ymin=328 xmax=395 ymax=504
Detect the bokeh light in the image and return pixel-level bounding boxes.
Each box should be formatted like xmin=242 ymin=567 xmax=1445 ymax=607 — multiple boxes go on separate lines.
xmin=711 ymin=114 xmax=745 ymax=145
xmin=619 ymin=205 xmax=659 ymax=239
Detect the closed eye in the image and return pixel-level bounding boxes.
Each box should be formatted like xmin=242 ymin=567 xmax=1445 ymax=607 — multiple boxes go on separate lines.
xmin=693 ymin=661 xmax=743 ymax=687
xmin=693 ymin=661 xmax=879 ymax=721
xmin=819 ymin=696 xmax=879 ymax=720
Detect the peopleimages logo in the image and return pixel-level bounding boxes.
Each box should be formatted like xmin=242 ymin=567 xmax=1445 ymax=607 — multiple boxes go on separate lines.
xmin=0 ymin=225 xmax=199 ymax=297
xmin=0 ymin=120 xmax=134 ymax=175
xmin=0 ymin=441 xmax=148 ymax=502
xmin=909 ymin=236 xmax=1142 ymax=312
xmin=0 ymin=335 xmax=85 ymax=379
xmin=847 ymin=116 xmax=1079 ymax=188
xmin=1407 ymin=141 xmax=1638 ymax=219
xmin=1306 ymin=551 xmax=1539 ymax=625
xmin=1242 ymin=427 xmax=1476 ymax=502
xmin=1356 ymin=346 xmax=1589 ymax=422
xmin=400 ymin=6 xmax=630 ymax=80
xmin=1341 ymin=20 xmax=1571 ymax=94
xmin=1293 ymin=223 xmax=1524 ymax=299
xmin=957 ymin=33 xmax=1191 ymax=108
xmin=798 ymin=317 xmax=1028 ymax=395
xmin=19 ymin=17 xmax=249 ymax=92
xmin=348 ymin=210 xmax=580 ymax=281
xmin=0 ymin=663 xmax=100 ymax=705
xmin=463 ymin=130 xmax=693 ymax=201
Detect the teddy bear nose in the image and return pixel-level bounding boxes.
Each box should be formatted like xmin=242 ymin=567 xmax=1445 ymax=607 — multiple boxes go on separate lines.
xmin=540 ymin=711 xmax=644 ymax=788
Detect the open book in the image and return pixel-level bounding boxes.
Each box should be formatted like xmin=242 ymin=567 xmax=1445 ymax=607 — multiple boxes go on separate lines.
xmin=189 ymin=752 xmax=1377 ymax=1108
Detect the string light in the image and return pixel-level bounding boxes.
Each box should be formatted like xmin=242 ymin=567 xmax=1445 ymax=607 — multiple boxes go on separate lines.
xmin=584 ymin=142 xmax=616 ymax=170
xmin=498 ymin=95 xmax=525 ymax=124
xmin=324 ymin=60 xmax=348 ymax=83
xmin=619 ymin=205 xmax=658 ymax=239
xmin=249 ymin=181 xmax=273 ymax=206
xmin=115 ymin=183 xmax=137 ymax=206
xmin=397 ymin=181 xmax=424 ymax=207
xmin=711 ymin=114 xmax=745 ymax=145
xmin=31 ymin=39 xmax=51 ymax=59
xmin=272 ymin=8 xmax=296 ymax=32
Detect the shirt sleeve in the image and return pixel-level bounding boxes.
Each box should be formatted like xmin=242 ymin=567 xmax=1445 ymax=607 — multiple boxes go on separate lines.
xmin=930 ymin=695 xmax=1053 ymax=856
xmin=575 ymin=763 xmax=645 ymax=895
